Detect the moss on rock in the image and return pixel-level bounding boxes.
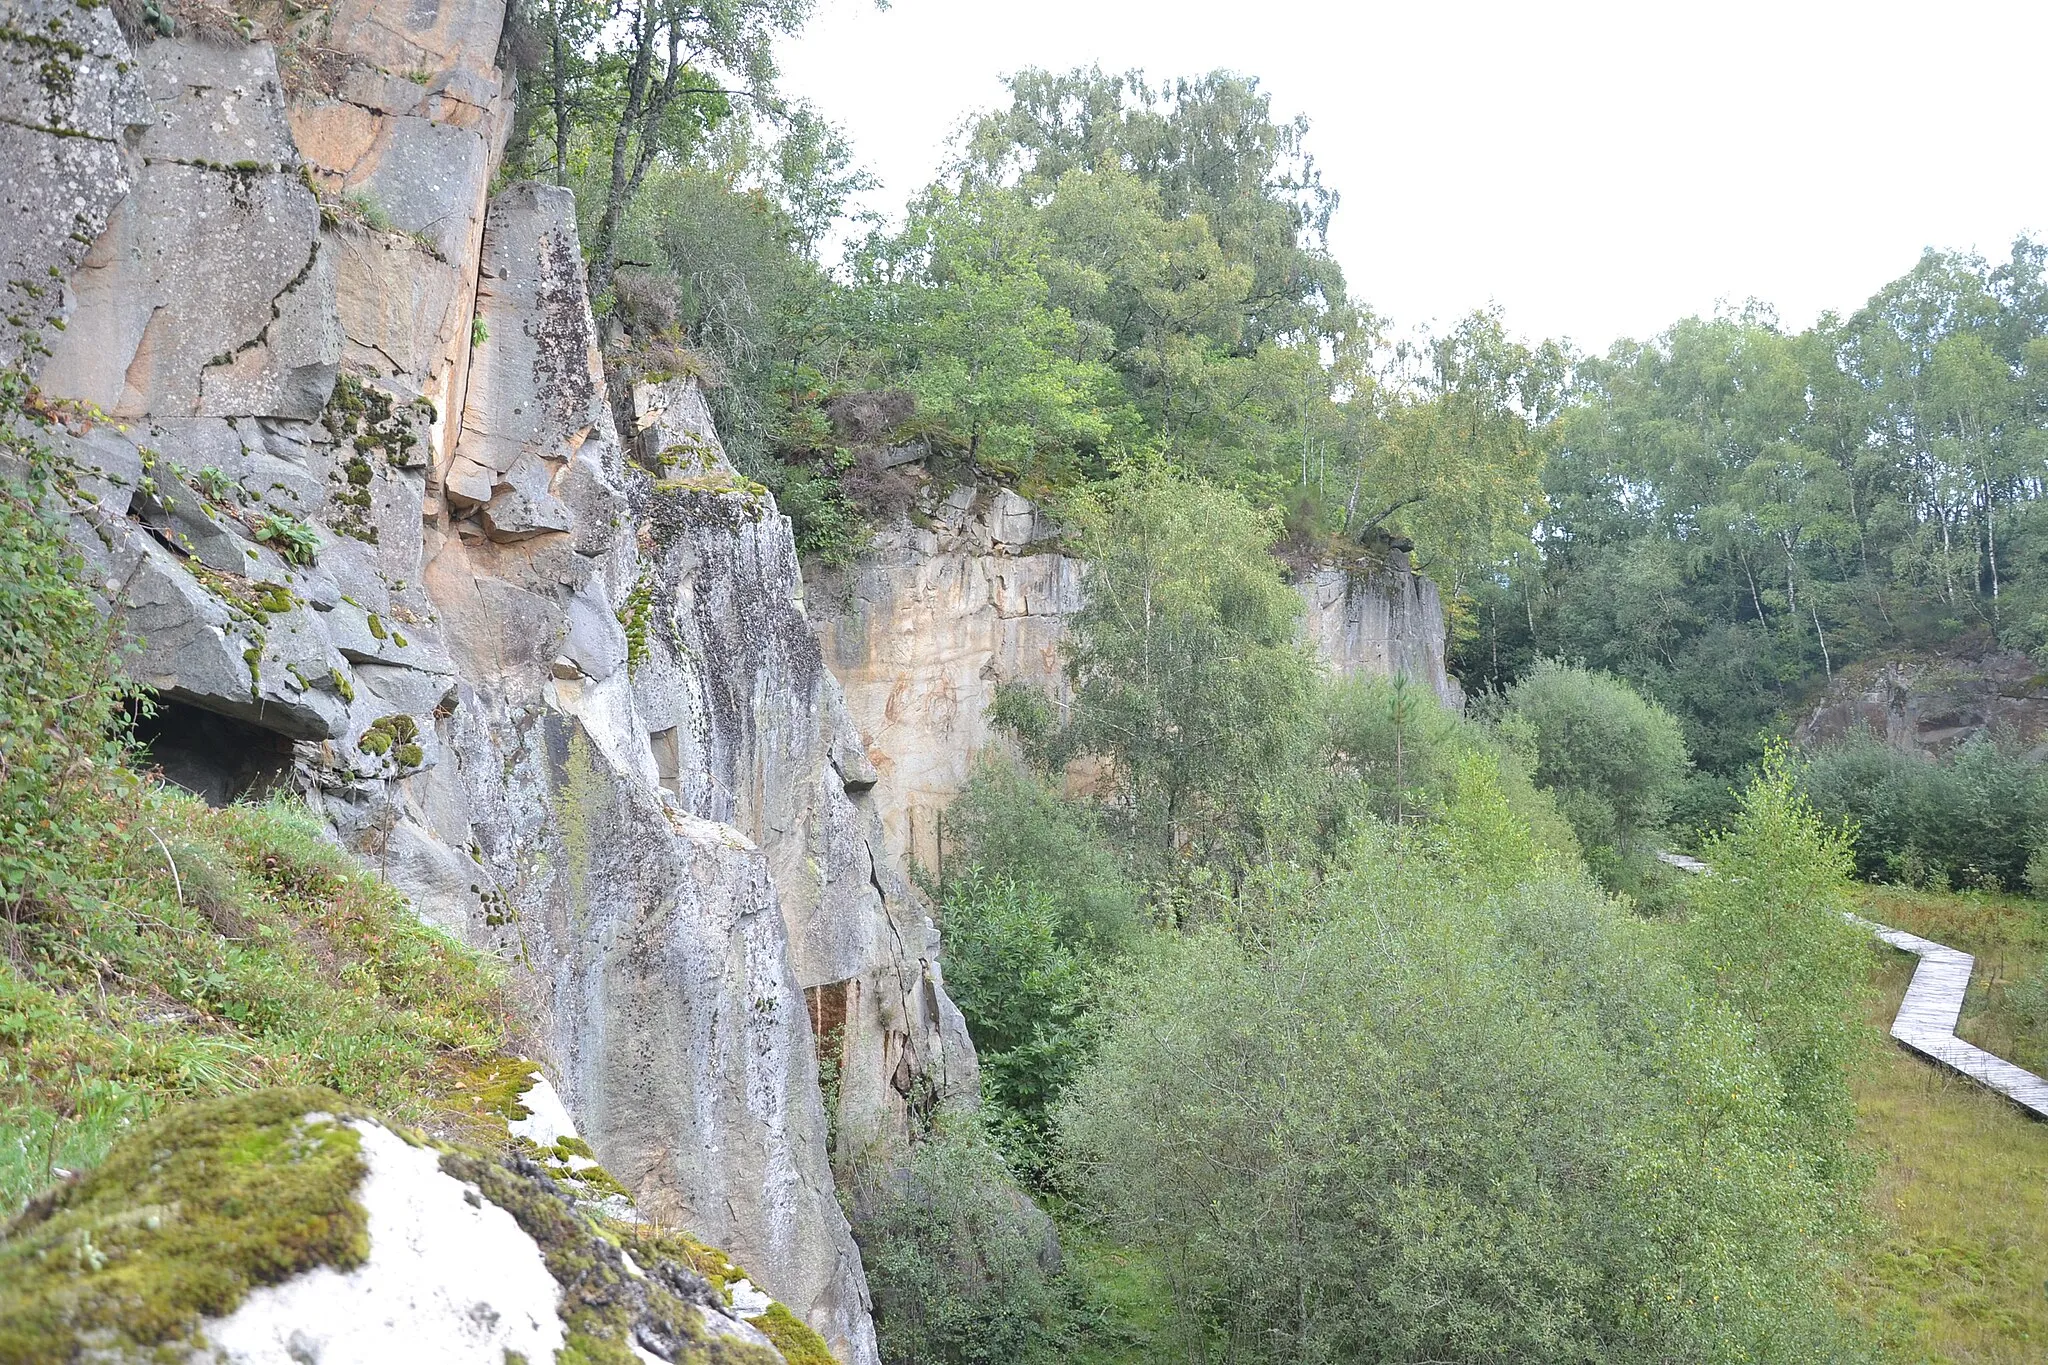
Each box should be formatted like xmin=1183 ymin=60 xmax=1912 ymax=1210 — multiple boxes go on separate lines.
xmin=2 ymin=1088 xmax=801 ymax=1365
xmin=0 ymin=1087 xmax=370 ymax=1364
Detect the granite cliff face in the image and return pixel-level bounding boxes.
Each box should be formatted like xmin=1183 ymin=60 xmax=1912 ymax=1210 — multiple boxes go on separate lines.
xmin=812 ymin=483 xmax=1460 ymax=873
xmin=6 ymin=4 xmax=968 ymax=1360
xmin=1793 ymin=647 xmax=2048 ymax=760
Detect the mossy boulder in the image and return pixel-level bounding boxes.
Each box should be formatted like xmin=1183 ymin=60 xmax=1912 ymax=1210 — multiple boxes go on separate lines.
xmin=0 ymin=1088 xmax=803 ymax=1365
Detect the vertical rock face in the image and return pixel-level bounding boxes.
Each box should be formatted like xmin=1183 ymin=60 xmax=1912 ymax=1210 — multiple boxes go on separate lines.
xmin=12 ymin=11 xmax=967 ymax=1363
xmin=0 ymin=0 xmax=147 ymax=366
xmin=1793 ymin=648 xmax=2048 ymax=759
xmin=1296 ymin=558 xmax=1464 ymax=709
xmin=813 ymin=485 xmax=1462 ymax=873
xmin=813 ymin=485 xmax=1084 ymax=874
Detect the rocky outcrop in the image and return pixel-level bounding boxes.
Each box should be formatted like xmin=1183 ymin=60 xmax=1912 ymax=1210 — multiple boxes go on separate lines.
xmin=1793 ymin=647 xmax=2048 ymax=759
xmin=0 ymin=1087 xmax=810 ymax=1364
xmin=812 ymin=483 xmax=1461 ymax=873
xmin=11 ymin=8 xmax=968 ymax=1361
xmin=1297 ymin=558 xmax=1463 ymax=708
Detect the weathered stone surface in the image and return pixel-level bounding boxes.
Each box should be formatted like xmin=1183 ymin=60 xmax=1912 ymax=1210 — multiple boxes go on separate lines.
xmin=814 ymin=485 xmax=1464 ymax=871
xmin=1794 ymin=647 xmax=2048 ymax=759
xmin=813 ymin=494 xmax=1084 ymax=873
xmin=41 ymin=40 xmax=339 ymax=419
xmin=67 ymin=509 xmax=349 ymax=740
xmin=480 ymin=451 xmax=572 ymax=541
xmin=1297 ymin=557 xmax=1464 ymax=708
xmin=0 ymin=0 xmax=145 ymax=367
xmin=453 ymin=182 xmax=610 ymax=478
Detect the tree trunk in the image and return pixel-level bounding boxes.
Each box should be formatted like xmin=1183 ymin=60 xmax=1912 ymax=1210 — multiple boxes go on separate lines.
xmin=550 ymin=6 xmax=569 ymax=188
xmin=588 ymin=1 xmax=656 ymax=295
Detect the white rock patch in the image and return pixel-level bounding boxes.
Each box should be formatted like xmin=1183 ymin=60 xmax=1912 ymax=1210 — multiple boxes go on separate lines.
xmin=507 ymin=1070 xmax=578 ymax=1148
xmin=726 ymin=1276 xmax=774 ymax=1319
xmin=200 ymin=1118 xmax=567 ymax=1364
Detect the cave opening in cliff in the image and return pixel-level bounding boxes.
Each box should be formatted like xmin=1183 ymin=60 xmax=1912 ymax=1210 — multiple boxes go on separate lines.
xmin=130 ymin=695 xmax=296 ymax=807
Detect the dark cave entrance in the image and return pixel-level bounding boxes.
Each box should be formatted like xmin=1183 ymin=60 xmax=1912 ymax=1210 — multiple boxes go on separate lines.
xmin=131 ymin=696 xmax=295 ymax=807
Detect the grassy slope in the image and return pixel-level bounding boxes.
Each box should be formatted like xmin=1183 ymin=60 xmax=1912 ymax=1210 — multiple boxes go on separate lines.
xmin=1846 ymin=888 xmax=2048 ymax=1364
xmin=2 ymin=784 xmax=513 ymax=1213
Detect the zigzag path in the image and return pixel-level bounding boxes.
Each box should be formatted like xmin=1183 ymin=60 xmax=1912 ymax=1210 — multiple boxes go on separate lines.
xmin=1656 ymin=852 xmax=2048 ymax=1121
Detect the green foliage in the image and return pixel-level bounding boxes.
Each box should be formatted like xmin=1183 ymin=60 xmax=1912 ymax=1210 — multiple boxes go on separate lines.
xmin=850 ymin=1117 xmax=1067 ymax=1365
xmin=1464 ymin=241 xmax=2048 ymax=778
xmin=1058 ymin=820 xmax=1864 ymax=1365
xmin=1 ymin=405 xmax=132 ymax=919
xmin=1324 ymin=671 xmax=1469 ymax=823
xmin=1684 ymin=746 xmax=1871 ymax=1174
xmin=1 ymin=791 xmax=510 ymax=1212
xmin=1055 ymin=471 xmax=1318 ymax=860
xmin=192 ymin=466 xmax=238 ymax=505
xmin=936 ymin=869 xmax=1095 ymax=1180
xmin=854 ymin=185 xmax=1122 ymax=487
xmin=470 ymin=314 xmax=488 ymax=348
xmin=1502 ymin=659 xmax=1692 ymax=861
xmin=1798 ymin=728 xmax=2048 ymax=891
xmin=252 ymin=512 xmax=320 ymax=566
xmin=940 ymin=756 xmax=1143 ymax=949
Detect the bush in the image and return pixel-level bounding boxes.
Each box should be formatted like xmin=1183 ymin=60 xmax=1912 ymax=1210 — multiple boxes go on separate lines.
xmin=1324 ymin=672 xmax=1468 ymax=823
xmin=936 ymin=870 xmax=1094 ymax=1181
xmin=1685 ymin=745 xmax=1870 ymax=1175
xmin=1504 ymin=659 xmax=1691 ymax=859
xmin=1799 ymin=728 xmax=2048 ymax=892
xmin=940 ymin=756 xmax=1142 ymax=949
xmin=849 ymin=1118 xmax=1067 ymax=1365
xmin=1058 ymin=815 xmax=1862 ymax=1364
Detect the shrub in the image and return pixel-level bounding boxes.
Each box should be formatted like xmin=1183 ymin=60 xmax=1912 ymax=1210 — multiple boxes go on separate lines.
xmin=1325 ymin=672 xmax=1471 ymax=823
xmin=936 ymin=869 xmax=1095 ymax=1180
xmin=940 ymin=756 xmax=1142 ymax=949
xmin=1799 ymin=728 xmax=2048 ymax=892
xmin=1058 ymin=827 xmax=1862 ymax=1365
xmin=849 ymin=1118 xmax=1067 ymax=1365
xmin=1504 ymin=659 xmax=1691 ymax=859
xmin=1685 ymin=745 xmax=1870 ymax=1175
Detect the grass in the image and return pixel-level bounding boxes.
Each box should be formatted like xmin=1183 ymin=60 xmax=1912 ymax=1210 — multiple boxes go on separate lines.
xmin=1 ymin=784 xmax=512 ymax=1215
xmin=1855 ymin=884 xmax=2048 ymax=1074
xmin=1846 ymin=887 xmax=2048 ymax=1364
xmin=1056 ymin=1219 xmax=1181 ymax=1365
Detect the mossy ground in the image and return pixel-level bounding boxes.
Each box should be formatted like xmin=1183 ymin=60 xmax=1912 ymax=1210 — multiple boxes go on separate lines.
xmin=1844 ymin=888 xmax=2048 ymax=1364
xmin=0 ymin=1087 xmax=372 ymax=1364
xmin=1 ymin=785 xmax=511 ymax=1213
xmin=0 ymin=1087 xmax=796 ymax=1365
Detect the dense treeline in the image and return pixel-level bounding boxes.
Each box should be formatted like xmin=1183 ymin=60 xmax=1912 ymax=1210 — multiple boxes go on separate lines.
xmin=502 ymin=11 xmax=1560 ymax=574
xmin=1472 ymin=245 xmax=2048 ymax=778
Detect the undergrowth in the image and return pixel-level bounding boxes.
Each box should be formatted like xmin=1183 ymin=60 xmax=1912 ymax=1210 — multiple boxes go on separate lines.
xmin=0 ymin=788 xmax=511 ymax=1214
xmin=1847 ymin=942 xmax=2048 ymax=1364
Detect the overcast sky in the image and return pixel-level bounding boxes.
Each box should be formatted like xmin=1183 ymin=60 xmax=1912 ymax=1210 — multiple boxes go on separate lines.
xmin=778 ymin=0 xmax=2047 ymax=355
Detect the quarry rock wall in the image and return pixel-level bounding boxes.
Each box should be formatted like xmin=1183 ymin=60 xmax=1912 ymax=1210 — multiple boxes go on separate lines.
xmin=812 ymin=482 xmax=1461 ymax=873
xmin=5 ymin=5 xmax=969 ymax=1359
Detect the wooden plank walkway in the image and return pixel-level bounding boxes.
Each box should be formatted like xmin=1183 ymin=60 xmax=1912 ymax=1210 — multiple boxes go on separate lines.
xmin=1657 ymin=853 xmax=2048 ymax=1121
xmin=1852 ymin=915 xmax=2048 ymax=1120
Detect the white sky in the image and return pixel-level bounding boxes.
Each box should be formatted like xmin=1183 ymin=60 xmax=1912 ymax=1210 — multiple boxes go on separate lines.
xmin=778 ymin=0 xmax=2048 ymax=355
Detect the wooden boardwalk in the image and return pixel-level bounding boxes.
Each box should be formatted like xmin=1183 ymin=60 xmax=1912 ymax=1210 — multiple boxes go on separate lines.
xmin=1656 ymin=853 xmax=2048 ymax=1120
xmin=1853 ymin=915 xmax=2048 ymax=1120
